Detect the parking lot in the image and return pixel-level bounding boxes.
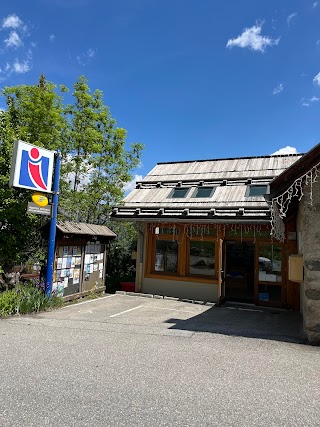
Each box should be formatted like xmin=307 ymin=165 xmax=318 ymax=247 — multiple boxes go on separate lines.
xmin=1 ymin=294 xmax=318 ymax=427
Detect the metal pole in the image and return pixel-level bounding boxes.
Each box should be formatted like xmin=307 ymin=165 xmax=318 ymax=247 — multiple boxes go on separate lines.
xmin=45 ymin=153 xmax=61 ymax=297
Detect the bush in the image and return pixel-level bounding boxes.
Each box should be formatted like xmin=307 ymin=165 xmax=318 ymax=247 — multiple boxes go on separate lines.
xmin=0 ymin=283 xmax=64 ymax=317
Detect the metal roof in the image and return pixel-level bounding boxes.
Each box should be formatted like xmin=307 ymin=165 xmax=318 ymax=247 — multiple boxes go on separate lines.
xmin=56 ymin=221 xmax=116 ymax=238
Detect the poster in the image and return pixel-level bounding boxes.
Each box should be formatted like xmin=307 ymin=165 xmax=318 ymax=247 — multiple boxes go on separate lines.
xmin=62 ymin=258 xmax=67 ymax=269
xmin=69 ymin=268 xmax=74 ymax=278
xmin=71 ymin=257 xmax=75 ymax=268
xmin=99 ymin=263 xmax=103 ymax=271
xmin=57 ymin=258 xmax=63 ymax=269
xmin=66 ymin=257 xmax=72 ymax=268
xmin=73 ymin=269 xmax=80 ymax=284
xmin=84 ymin=254 xmax=90 ymax=264
xmin=63 ymin=246 xmax=68 ymax=256
xmin=57 ymin=283 xmax=64 ymax=296
xmin=75 ymin=257 xmax=81 ymax=265
xmin=93 ymin=263 xmax=98 ymax=272
xmin=63 ymin=277 xmax=69 ymax=288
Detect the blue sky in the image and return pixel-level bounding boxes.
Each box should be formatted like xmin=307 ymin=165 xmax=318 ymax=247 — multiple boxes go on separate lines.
xmin=1 ymin=0 xmax=320 ymax=190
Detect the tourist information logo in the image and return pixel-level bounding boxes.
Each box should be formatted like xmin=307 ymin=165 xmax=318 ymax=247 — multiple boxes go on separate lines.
xmin=10 ymin=140 xmax=55 ymax=193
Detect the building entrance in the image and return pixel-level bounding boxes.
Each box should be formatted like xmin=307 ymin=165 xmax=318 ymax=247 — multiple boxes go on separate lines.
xmin=224 ymin=241 xmax=255 ymax=303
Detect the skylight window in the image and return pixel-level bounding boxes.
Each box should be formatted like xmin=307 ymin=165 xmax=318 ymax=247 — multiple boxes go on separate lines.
xmin=246 ymin=185 xmax=268 ymax=197
xmin=193 ymin=187 xmax=215 ymax=198
xmin=170 ymin=188 xmax=190 ymax=198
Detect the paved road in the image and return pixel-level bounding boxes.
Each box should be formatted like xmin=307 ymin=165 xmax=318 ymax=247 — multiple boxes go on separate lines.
xmin=0 ymin=294 xmax=319 ymax=427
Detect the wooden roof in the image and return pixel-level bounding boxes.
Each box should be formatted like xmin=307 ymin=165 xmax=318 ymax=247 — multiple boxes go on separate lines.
xmin=112 ymin=153 xmax=302 ymax=223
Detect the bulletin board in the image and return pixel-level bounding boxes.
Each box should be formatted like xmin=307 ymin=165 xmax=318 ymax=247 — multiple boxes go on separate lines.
xmin=53 ymin=245 xmax=82 ymax=297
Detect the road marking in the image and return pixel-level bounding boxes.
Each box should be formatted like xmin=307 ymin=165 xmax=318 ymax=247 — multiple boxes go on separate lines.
xmin=109 ymin=305 xmax=143 ymax=318
xmin=62 ymin=294 xmax=117 ymax=309
xmin=150 ymin=306 xmax=202 ymax=314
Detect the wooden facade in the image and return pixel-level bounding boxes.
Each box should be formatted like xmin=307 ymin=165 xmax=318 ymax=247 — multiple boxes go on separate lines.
xmin=138 ymin=221 xmax=300 ymax=309
xmin=112 ymin=153 xmax=303 ymax=309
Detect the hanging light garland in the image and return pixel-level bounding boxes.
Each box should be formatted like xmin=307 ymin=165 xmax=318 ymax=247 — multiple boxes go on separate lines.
xmin=269 ymin=160 xmax=320 ymax=242
xmin=147 ymin=221 xmax=268 ymax=244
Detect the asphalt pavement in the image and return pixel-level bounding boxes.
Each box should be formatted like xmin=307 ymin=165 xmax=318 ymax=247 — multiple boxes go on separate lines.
xmin=0 ymin=294 xmax=319 ymax=427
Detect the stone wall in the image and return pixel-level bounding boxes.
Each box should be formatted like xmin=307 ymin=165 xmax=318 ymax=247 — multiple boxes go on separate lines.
xmin=298 ymin=179 xmax=320 ymax=344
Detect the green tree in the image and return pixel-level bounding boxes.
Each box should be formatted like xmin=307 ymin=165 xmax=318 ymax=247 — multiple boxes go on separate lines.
xmin=60 ymin=76 xmax=143 ymax=223
xmin=0 ymin=75 xmax=143 ymax=268
xmin=0 ymin=76 xmax=67 ymax=268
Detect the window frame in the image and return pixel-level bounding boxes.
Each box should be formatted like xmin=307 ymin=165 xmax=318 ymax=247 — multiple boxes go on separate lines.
xmin=192 ymin=186 xmax=216 ymax=198
xmin=169 ymin=187 xmax=191 ymax=199
xmin=245 ymin=185 xmax=269 ymax=197
xmin=187 ymin=237 xmax=217 ymax=279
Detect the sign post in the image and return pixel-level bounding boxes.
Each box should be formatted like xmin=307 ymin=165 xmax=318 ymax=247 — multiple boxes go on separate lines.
xmin=10 ymin=140 xmax=60 ymax=297
xmin=45 ymin=153 xmax=61 ymax=297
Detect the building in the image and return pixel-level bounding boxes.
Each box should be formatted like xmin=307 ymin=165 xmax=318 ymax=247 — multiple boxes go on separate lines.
xmin=112 ymin=153 xmax=301 ymax=308
xmin=269 ymin=144 xmax=320 ymax=344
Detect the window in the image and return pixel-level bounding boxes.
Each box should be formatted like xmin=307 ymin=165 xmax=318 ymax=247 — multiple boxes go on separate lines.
xmin=189 ymin=240 xmax=215 ymax=276
xmin=246 ymin=185 xmax=268 ymax=197
xmin=258 ymin=243 xmax=282 ymax=303
xmin=154 ymin=240 xmax=178 ymax=273
xmin=193 ymin=187 xmax=215 ymax=198
xmin=170 ymin=187 xmax=190 ymax=198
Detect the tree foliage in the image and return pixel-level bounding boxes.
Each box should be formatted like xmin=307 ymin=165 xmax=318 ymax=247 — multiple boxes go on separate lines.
xmin=0 ymin=75 xmax=143 ymax=267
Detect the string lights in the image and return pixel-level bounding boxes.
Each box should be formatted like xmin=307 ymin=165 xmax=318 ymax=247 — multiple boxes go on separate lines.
xmin=269 ymin=160 xmax=320 ymax=242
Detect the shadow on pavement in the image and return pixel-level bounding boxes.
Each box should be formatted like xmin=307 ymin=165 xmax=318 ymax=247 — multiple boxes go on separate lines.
xmin=166 ymin=303 xmax=306 ymax=344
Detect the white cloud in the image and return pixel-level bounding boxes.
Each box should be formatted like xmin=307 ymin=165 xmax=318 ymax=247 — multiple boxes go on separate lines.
xmin=313 ymin=72 xmax=320 ymax=86
xmin=287 ymin=13 xmax=297 ymax=26
xmin=2 ymin=14 xmax=23 ymax=29
xmin=301 ymin=96 xmax=319 ymax=107
xmin=272 ymin=83 xmax=284 ymax=95
xmin=49 ymin=34 xmax=55 ymax=42
xmin=4 ymin=31 xmax=23 ymax=48
xmin=77 ymin=48 xmax=96 ymax=65
xmin=12 ymin=59 xmax=30 ymax=73
xmin=226 ymin=23 xmax=279 ymax=52
xmin=124 ymin=174 xmax=143 ymax=194
xmin=271 ymin=146 xmax=299 ymax=155
xmin=313 ymin=1 xmax=318 ymax=8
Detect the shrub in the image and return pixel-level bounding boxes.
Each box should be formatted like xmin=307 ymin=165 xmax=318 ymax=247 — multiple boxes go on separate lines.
xmin=0 ymin=283 xmax=64 ymax=317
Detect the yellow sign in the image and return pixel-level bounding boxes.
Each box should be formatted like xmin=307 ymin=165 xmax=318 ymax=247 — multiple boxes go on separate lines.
xmin=32 ymin=193 xmax=49 ymax=207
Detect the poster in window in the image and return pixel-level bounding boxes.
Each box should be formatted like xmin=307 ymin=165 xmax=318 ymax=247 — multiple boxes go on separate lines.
xmin=63 ymin=277 xmax=69 ymax=288
xmin=57 ymin=258 xmax=63 ymax=269
xmin=71 ymin=257 xmax=75 ymax=268
xmin=62 ymin=258 xmax=67 ymax=269
xmin=69 ymin=268 xmax=74 ymax=279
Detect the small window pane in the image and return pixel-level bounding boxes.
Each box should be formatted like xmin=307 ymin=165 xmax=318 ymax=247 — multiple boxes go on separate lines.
xmin=193 ymin=187 xmax=215 ymax=198
xmin=247 ymin=185 xmax=268 ymax=197
xmin=258 ymin=244 xmax=282 ymax=282
xmin=189 ymin=240 xmax=215 ymax=276
xmin=155 ymin=240 xmax=178 ymax=273
xmin=170 ymin=188 xmax=189 ymax=198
